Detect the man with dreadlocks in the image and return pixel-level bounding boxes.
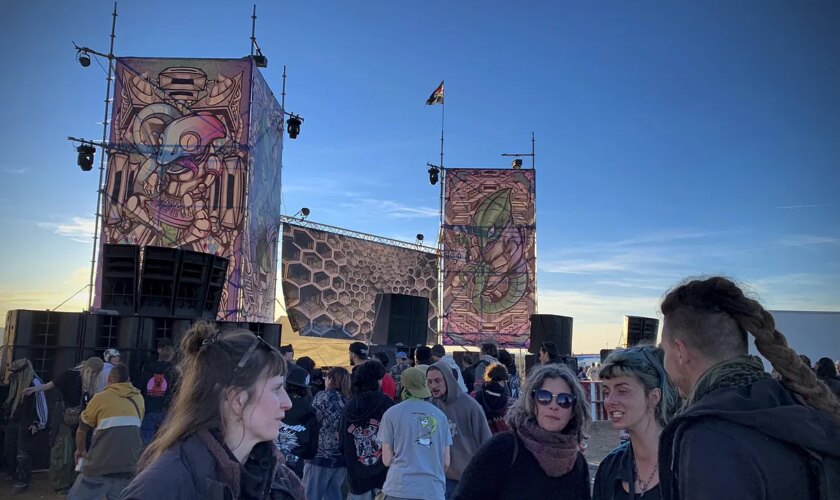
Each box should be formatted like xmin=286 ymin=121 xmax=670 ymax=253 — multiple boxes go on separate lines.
xmin=658 ymin=276 xmax=840 ymax=500
xmin=2 ymin=358 xmax=48 ymax=495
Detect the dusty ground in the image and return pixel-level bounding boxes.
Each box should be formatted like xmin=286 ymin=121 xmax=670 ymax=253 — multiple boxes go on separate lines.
xmin=9 ymin=420 xmax=622 ymax=499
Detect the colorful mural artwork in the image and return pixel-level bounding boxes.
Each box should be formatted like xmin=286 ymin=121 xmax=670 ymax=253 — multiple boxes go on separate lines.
xmin=97 ymin=57 xmax=282 ymax=322
xmin=442 ymin=169 xmax=536 ymax=347
xmin=281 ymin=223 xmax=438 ymax=340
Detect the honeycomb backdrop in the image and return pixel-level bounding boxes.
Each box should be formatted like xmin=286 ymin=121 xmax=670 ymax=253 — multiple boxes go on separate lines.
xmin=281 ymin=223 xmax=439 ymax=340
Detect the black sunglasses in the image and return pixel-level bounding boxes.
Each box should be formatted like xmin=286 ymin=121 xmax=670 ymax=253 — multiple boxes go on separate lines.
xmin=625 ymin=346 xmax=668 ymax=383
xmin=235 ymin=335 xmax=280 ymax=372
xmin=533 ymin=389 xmax=576 ymax=408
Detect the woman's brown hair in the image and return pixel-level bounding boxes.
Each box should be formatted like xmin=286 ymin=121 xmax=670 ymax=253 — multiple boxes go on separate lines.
xmin=138 ymin=321 xmax=287 ymax=470
xmin=661 ymin=276 xmax=840 ymax=424
xmin=327 ymin=366 xmax=351 ymax=400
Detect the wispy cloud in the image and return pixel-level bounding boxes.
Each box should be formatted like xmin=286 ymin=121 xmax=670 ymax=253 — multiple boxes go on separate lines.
xmin=37 ymin=216 xmax=95 ymax=243
xmin=775 ymin=234 xmax=840 ymax=248
xmin=776 ymin=203 xmax=833 ymax=209
xmin=539 ymin=229 xmax=714 ymax=276
xmin=341 ymin=199 xmax=438 ymax=219
xmin=2 ymin=167 xmax=28 ymax=175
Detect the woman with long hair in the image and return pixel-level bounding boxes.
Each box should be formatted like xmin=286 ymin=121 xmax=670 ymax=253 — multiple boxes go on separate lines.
xmin=3 ymin=358 xmax=49 ymax=495
xmin=303 ymin=366 xmax=350 ymax=500
xmin=453 ymin=364 xmax=591 ymax=500
xmin=815 ymin=357 xmax=840 ymax=399
xmin=24 ymin=356 xmax=103 ymax=493
xmin=122 ymin=322 xmax=304 ymax=500
xmin=658 ymin=276 xmax=840 ymax=499
xmin=593 ymin=346 xmax=678 ymax=500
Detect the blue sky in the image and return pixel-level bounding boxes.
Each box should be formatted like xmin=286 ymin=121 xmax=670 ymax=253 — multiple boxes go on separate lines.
xmin=1 ymin=1 xmax=838 ymax=352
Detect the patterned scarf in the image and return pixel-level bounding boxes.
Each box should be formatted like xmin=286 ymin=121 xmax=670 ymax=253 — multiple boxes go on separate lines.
xmin=517 ymin=420 xmax=579 ymax=477
xmin=687 ymin=355 xmax=769 ymax=406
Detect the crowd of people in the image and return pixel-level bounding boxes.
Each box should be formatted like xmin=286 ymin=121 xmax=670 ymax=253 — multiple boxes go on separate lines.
xmin=2 ymin=276 xmax=839 ymax=499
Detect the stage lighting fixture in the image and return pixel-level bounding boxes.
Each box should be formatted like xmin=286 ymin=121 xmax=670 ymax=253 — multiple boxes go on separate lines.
xmin=416 ymin=234 xmax=424 ymax=243
xmin=77 ymin=49 xmax=91 ymax=68
xmin=512 ymin=159 xmax=523 ymax=169
xmin=428 ymin=166 xmax=439 ymax=185
xmin=77 ymin=145 xmax=96 ymax=171
xmin=253 ymin=49 xmax=268 ymax=68
xmin=301 ymin=207 xmax=310 ymax=217
xmin=287 ymin=115 xmax=302 ymax=139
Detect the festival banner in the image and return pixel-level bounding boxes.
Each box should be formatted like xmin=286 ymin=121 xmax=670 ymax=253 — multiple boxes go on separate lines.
xmin=97 ymin=57 xmax=282 ymax=322
xmin=442 ymin=169 xmax=536 ymax=347
xmin=282 ymin=223 xmax=438 ymax=340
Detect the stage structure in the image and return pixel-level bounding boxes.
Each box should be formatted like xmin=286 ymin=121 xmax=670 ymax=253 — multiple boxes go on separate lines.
xmin=96 ymin=57 xmax=283 ymax=322
xmin=281 ymin=221 xmax=438 ymax=341
xmin=442 ymin=169 xmax=536 ymax=347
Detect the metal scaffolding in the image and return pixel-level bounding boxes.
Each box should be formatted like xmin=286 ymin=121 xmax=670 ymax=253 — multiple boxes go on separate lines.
xmin=278 ymin=216 xmax=434 ymax=254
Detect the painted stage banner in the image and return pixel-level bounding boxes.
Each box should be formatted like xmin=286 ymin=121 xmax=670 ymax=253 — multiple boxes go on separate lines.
xmin=443 ymin=169 xmax=536 ymax=347
xmin=97 ymin=57 xmax=282 ymax=322
xmin=282 ymin=223 xmax=438 ymax=340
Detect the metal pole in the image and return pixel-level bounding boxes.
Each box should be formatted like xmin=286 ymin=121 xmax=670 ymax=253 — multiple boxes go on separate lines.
xmin=87 ymin=1 xmax=118 ymax=310
xmin=437 ymin=93 xmax=446 ymax=344
xmin=250 ymin=4 xmax=257 ymax=56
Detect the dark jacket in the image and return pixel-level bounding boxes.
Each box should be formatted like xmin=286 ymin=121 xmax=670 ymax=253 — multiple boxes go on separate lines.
xmin=122 ymin=430 xmax=306 ymax=500
xmin=340 ymin=390 xmax=394 ymax=494
xmin=819 ymin=376 xmax=840 ymax=400
xmin=453 ymin=431 xmax=590 ymax=500
xmin=276 ymin=396 xmax=318 ymax=478
xmin=593 ymin=441 xmax=661 ymax=500
xmin=659 ymin=377 xmax=840 ymax=500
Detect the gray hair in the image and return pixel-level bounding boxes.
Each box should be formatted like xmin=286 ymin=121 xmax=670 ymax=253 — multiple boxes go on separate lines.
xmin=598 ymin=346 xmax=679 ymax=427
xmin=506 ymin=364 xmax=591 ymax=439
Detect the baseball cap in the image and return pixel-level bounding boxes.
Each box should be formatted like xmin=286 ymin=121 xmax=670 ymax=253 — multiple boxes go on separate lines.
xmin=349 ymin=341 xmax=369 ymax=358
xmin=279 ymin=344 xmax=294 ymax=355
xmin=396 ymin=351 xmax=408 ymax=359
xmin=401 ymin=367 xmax=431 ymax=399
xmin=285 ymin=366 xmax=310 ymax=388
xmin=103 ymin=348 xmax=121 ymax=362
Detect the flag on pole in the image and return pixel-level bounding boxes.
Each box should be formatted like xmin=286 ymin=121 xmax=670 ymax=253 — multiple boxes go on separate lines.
xmin=425 ymin=81 xmax=444 ymax=105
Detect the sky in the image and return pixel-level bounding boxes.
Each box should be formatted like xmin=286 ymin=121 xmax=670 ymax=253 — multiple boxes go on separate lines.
xmin=1 ymin=1 xmax=839 ymax=353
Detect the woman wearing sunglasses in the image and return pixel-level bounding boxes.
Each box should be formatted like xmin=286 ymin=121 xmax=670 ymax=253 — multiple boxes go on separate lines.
xmin=122 ymin=322 xmax=306 ymax=500
xmin=452 ymin=364 xmax=592 ymax=500
xmin=593 ymin=346 xmax=678 ymax=500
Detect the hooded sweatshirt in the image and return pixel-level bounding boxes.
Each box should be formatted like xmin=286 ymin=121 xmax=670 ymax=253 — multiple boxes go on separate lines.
xmin=437 ymin=355 xmax=468 ymax=394
xmin=340 ymin=390 xmax=395 ymax=494
xmin=81 ymin=381 xmax=145 ymax=476
xmin=429 ymin=360 xmax=492 ymax=481
xmin=659 ymin=376 xmax=840 ymax=500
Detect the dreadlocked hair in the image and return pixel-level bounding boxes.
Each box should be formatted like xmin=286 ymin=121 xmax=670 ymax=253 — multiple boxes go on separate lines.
xmin=661 ymin=276 xmax=840 ymax=425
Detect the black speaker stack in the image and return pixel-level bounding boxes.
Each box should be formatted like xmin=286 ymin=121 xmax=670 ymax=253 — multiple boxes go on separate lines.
xmin=370 ymin=293 xmax=431 ymax=347
xmin=528 ymin=314 xmax=573 ymax=356
xmin=623 ymin=316 xmax=659 ymax=347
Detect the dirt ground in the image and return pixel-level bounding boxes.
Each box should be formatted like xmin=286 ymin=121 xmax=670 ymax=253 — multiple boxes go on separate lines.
xmin=9 ymin=420 xmax=622 ymax=499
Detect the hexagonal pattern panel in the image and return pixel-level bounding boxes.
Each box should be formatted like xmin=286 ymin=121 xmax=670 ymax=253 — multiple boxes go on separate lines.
xmin=281 ymin=224 xmax=438 ymax=340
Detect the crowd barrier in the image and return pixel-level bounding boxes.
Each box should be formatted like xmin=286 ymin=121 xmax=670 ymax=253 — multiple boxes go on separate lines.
xmin=581 ymin=380 xmax=606 ymax=420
